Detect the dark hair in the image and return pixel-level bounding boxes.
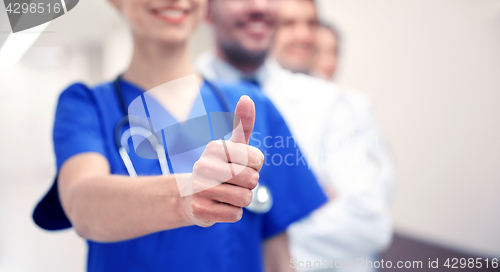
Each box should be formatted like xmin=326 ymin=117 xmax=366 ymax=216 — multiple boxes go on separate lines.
xmin=318 ymin=20 xmax=340 ymax=42
xmin=317 ymin=20 xmax=341 ymax=54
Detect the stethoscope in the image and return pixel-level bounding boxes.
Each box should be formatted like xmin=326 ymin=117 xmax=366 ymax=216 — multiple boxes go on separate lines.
xmin=113 ymin=76 xmax=273 ymax=213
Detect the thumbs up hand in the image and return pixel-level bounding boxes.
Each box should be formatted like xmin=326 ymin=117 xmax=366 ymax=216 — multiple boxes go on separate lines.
xmin=184 ymin=96 xmax=264 ymax=227
xmin=229 ymin=95 xmax=256 ymax=145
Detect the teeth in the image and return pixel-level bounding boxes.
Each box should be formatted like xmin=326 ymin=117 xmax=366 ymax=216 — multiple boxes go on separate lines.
xmin=248 ymin=22 xmax=265 ymax=32
xmin=160 ymin=10 xmax=184 ymax=18
xmin=292 ymin=44 xmax=309 ymax=49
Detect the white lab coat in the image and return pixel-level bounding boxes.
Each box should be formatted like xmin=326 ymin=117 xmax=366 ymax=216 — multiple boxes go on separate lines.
xmin=196 ymin=51 xmax=395 ymax=272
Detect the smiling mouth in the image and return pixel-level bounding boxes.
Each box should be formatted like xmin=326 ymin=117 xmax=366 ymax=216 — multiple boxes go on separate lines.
xmin=152 ymin=8 xmax=189 ymax=24
xmin=240 ymin=20 xmax=272 ymax=38
xmin=249 ymin=22 xmax=266 ymax=32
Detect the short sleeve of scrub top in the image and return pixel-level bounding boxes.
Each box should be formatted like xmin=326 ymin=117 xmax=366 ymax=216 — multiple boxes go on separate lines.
xmin=261 ymin=100 xmax=325 ymax=239
xmin=53 ymin=83 xmax=107 ymax=169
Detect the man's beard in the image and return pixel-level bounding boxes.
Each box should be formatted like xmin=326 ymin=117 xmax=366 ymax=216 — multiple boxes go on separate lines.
xmin=219 ymin=41 xmax=268 ymax=70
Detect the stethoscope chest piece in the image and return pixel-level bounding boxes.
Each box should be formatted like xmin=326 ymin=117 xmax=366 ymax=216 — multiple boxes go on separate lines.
xmin=246 ymin=183 xmax=273 ymax=213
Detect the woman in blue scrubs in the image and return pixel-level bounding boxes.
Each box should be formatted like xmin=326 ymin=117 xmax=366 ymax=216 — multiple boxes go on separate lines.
xmin=33 ymin=0 xmax=326 ymax=271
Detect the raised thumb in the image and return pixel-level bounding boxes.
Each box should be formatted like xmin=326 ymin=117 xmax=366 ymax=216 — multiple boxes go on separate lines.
xmin=229 ymin=95 xmax=255 ymax=144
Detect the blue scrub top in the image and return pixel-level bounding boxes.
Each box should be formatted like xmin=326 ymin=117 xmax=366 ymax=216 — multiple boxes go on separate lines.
xmin=35 ymin=79 xmax=327 ymax=272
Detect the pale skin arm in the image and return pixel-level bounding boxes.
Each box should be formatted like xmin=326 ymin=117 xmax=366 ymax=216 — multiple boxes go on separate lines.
xmin=263 ymin=232 xmax=295 ymax=272
xmin=58 ymin=96 xmax=263 ymax=242
xmin=58 ymin=153 xmax=191 ymax=241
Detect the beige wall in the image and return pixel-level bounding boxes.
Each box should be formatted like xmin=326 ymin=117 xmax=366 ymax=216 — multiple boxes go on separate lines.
xmin=318 ymin=0 xmax=500 ymax=256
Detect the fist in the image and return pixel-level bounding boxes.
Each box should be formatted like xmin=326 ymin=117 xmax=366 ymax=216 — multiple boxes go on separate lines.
xmin=184 ymin=96 xmax=264 ymax=227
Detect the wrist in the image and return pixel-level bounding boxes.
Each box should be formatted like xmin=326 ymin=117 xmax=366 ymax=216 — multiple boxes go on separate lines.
xmin=176 ymin=194 xmax=195 ymax=227
xmin=168 ymin=173 xmax=196 ymax=228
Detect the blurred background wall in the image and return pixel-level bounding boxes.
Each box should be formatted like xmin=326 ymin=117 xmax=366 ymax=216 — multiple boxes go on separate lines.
xmin=0 ymin=0 xmax=499 ymax=271
xmin=318 ymin=0 xmax=500 ymax=257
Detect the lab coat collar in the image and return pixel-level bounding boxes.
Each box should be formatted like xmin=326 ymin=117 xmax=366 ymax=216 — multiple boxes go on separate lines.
xmin=195 ymin=51 xmax=275 ymax=86
xmin=195 ymin=50 xmax=342 ymax=103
